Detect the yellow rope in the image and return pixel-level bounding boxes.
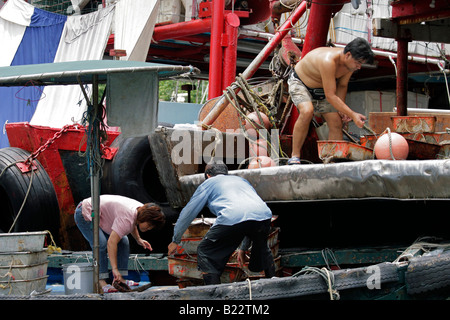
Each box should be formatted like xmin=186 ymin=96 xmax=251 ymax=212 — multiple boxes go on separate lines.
xmin=45 ymin=230 xmax=62 ymax=254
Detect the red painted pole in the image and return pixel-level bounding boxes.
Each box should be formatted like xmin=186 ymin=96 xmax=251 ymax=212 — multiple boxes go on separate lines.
xmin=201 ymin=1 xmax=308 ymax=128
xmin=152 ymin=18 xmax=212 ymax=42
xmin=222 ymin=13 xmax=240 ymax=90
xmin=301 ymin=1 xmax=335 ymax=58
xmin=208 ymin=0 xmax=225 ymax=99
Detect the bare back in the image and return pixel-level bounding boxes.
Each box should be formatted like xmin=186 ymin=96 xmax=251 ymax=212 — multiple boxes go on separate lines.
xmin=294 ymin=47 xmax=352 ymax=89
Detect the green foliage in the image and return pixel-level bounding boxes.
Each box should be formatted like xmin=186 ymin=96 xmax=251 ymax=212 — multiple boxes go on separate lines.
xmin=159 ymin=79 xmax=208 ymax=103
xmin=159 ymin=80 xmax=176 ymax=101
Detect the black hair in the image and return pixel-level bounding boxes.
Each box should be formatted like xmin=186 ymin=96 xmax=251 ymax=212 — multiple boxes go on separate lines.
xmin=344 ymin=37 xmax=374 ymax=64
xmin=136 ymin=203 xmax=165 ymax=230
xmin=204 ymin=161 xmax=228 ymax=179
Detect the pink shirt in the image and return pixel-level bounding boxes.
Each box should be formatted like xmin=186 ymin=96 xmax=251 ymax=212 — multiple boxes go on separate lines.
xmin=81 ymin=195 xmax=143 ymax=239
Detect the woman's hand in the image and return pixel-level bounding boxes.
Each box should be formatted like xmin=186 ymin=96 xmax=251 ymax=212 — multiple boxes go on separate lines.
xmin=137 ymin=238 xmax=152 ymax=251
xmin=112 ymin=268 xmax=124 ymax=283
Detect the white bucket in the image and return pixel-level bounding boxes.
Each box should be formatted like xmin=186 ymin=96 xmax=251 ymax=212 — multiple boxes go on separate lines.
xmin=62 ymin=263 xmax=93 ymax=295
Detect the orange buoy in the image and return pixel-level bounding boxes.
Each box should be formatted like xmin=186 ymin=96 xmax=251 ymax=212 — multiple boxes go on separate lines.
xmin=248 ymin=156 xmax=276 ymax=169
xmin=374 ymin=131 xmax=409 ymax=160
xmin=244 ymin=112 xmax=271 ymax=138
xmin=249 ymin=139 xmax=268 ymax=157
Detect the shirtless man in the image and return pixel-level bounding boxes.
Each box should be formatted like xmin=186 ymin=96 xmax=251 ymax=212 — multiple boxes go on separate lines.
xmin=287 ymin=37 xmax=374 ymax=164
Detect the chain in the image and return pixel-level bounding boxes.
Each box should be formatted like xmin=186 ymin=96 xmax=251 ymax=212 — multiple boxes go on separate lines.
xmin=23 ymin=124 xmax=82 ymax=169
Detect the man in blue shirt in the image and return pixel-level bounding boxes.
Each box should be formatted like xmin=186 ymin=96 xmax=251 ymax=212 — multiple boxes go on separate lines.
xmin=168 ymin=162 xmax=276 ymax=285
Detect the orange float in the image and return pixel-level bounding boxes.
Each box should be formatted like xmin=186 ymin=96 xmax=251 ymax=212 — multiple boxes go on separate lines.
xmin=244 ymin=112 xmax=271 ymax=138
xmin=249 ymin=139 xmax=268 ymax=157
xmin=374 ymin=131 xmax=409 ymax=160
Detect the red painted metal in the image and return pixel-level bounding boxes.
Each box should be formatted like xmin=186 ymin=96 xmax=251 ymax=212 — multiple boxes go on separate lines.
xmin=279 ymin=34 xmax=302 ymax=66
xmin=208 ymin=0 xmax=225 ymax=99
xmin=405 ymin=138 xmax=442 ymax=160
xmin=109 ymin=49 xmax=126 ymax=57
xmin=199 ymin=0 xmax=271 ymax=25
xmin=16 ymin=162 xmax=37 ymax=173
xmin=237 ymin=0 xmax=272 ymax=25
xmin=391 ymin=0 xmax=450 ymax=24
xmin=222 ymin=13 xmax=240 ymax=89
xmin=301 ymin=2 xmax=332 ymax=58
xmin=168 ymin=254 xmax=245 ymax=284
xmin=152 ymin=18 xmax=212 ymax=42
xmin=301 ymin=0 xmax=346 ymax=58
xmin=392 ymin=116 xmax=437 ymax=133
xmin=146 ymin=47 xmax=206 ymax=59
xmin=198 ymin=0 xmax=212 ymax=18
xmin=317 ymin=141 xmax=374 ymax=162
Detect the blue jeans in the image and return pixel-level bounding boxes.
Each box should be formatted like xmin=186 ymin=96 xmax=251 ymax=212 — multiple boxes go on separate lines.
xmin=74 ymin=203 xmax=129 ymax=280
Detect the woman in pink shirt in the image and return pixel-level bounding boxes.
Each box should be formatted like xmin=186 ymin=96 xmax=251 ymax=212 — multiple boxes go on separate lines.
xmin=74 ymin=195 xmax=165 ymax=292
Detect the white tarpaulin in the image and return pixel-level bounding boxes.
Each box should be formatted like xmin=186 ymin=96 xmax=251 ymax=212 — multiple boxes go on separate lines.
xmin=114 ymin=0 xmax=159 ymax=61
xmin=30 ymin=5 xmax=115 ymax=127
xmin=0 ymin=0 xmax=32 ymax=67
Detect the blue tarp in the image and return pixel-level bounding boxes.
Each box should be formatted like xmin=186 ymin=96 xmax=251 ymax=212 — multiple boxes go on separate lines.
xmin=0 ymin=5 xmax=66 ymax=148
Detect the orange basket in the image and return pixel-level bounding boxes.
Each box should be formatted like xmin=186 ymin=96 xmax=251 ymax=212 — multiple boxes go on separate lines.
xmin=317 ymin=140 xmax=373 ymax=163
xmin=391 ymin=116 xmax=436 ymax=133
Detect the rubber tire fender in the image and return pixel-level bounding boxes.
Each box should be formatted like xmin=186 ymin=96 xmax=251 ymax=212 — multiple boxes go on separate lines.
xmin=101 ymin=134 xmax=167 ymax=204
xmin=0 ymin=147 xmax=60 ymax=236
xmin=406 ymin=250 xmax=450 ymax=295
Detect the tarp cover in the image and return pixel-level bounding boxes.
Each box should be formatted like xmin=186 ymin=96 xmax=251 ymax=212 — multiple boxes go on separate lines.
xmin=178 ymin=159 xmax=450 ymax=204
xmin=114 ymin=0 xmax=159 ymax=62
xmin=106 ymin=71 xmax=159 ymax=137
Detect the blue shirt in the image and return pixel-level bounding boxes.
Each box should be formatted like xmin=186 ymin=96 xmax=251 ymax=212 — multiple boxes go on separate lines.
xmin=172 ymin=175 xmax=272 ymax=244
